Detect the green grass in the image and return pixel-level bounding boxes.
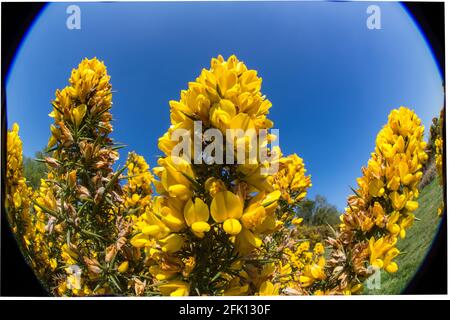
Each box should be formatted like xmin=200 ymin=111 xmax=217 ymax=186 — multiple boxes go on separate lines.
xmin=364 ymin=177 xmax=444 ymax=295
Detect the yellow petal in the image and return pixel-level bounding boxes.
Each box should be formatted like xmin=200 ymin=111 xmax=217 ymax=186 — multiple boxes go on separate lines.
xmin=262 ymin=190 xmax=281 ymax=207
xmin=191 ymin=221 xmax=211 ymax=234
xmin=159 ymin=281 xmax=189 ymax=296
xmin=130 ymin=233 xmax=149 ymax=248
xmin=159 ymin=234 xmax=184 ymax=253
xmin=161 ymin=214 xmax=185 ymax=232
xmin=47 ymin=135 xmax=57 ymax=148
xmin=230 ymin=112 xmax=255 ymax=131
xmin=168 ymin=184 xmax=191 ymax=200
xmin=398 ymin=161 xmax=409 ymax=182
xmin=142 ymin=225 xmax=161 ymax=237
xmin=223 ymin=218 xmax=242 ymax=235
xmin=242 ymin=228 xmax=262 ymax=247
xmin=259 ymin=281 xmax=278 ymax=296
xmin=184 ymin=198 xmax=209 ymax=226
xmin=117 ymin=261 xmax=129 ymax=273
xmin=373 ymin=259 xmax=384 ymax=269
xmin=210 ymin=191 xmax=243 ymax=223
xmin=385 ymin=262 xmax=398 ymax=273
xmin=405 ymin=201 xmax=419 ymax=212
xmin=72 ymin=104 xmax=87 ymax=126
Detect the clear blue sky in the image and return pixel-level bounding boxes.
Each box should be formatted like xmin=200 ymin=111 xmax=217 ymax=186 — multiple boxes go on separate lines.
xmin=6 ymin=2 xmax=443 ymax=210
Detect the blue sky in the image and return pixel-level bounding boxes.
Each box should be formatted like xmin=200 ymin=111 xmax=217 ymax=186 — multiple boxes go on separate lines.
xmin=6 ymin=2 xmax=443 ymax=210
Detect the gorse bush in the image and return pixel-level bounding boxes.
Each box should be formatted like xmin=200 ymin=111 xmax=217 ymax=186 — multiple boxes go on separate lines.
xmin=434 ymin=109 xmax=444 ymax=217
xmin=326 ymin=107 xmax=428 ymax=294
xmin=130 ymin=55 xmax=313 ymax=296
xmin=29 ymin=58 xmax=143 ymax=295
xmin=6 ymin=124 xmax=34 ymax=256
xmin=5 ymin=56 xmax=433 ymax=296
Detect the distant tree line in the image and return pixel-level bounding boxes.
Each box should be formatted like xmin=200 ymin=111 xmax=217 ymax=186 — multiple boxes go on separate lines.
xmin=295 ymin=194 xmax=341 ymax=226
xmin=419 ymin=107 xmax=444 ymax=189
xmin=23 ymin=150 xmax=47 ymax=189
xmin=425 ymin=109 xmax=444 ymax=164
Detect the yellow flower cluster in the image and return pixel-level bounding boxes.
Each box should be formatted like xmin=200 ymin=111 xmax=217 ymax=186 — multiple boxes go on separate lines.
xmin=28 ymin=58 xmax=142 ymax=296
xmin=48 ymin=58 xmax=113 ymax=150
xmin=280 ymin=241 xmax=327 ymax=294
xmin=6 ymin=55 xmax=436 ymax=297
xmin=328 ymin=107 xmax=428 ymax=293
xmin=221 ymin=237 xmax=326 ymax=296
xmin=434 ymin=110 xmax=444 ymax=217
xmin=6 ymin=125 xmax=57 ymax=281
xmin=5 ymin=124 xmax=32 ymax=239
xmin=32 ymin=173 xmax=60 ymax=274
xmin=272 ymin=153 xmax=312 ymax=205
xmin=435 ymin=137 xmax=444 ymax=217
xmin=123 ymin=152 xmax=154 ymax=215
xmin=130 ymin=55 xmax=297 ymax=296
xmin=271 ymin=152 xmax=312 ymax=227
xmin=258 ymin=151 xmax=321 ymax=295
xmin=159 ymin=54 xmax=273 ymax=156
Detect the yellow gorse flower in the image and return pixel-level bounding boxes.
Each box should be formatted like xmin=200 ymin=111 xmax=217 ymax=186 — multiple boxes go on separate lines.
xmin=6 ymin=123 xmax=31 ymax=235
xmin=211 ymin=191 xmax=244 ymax=235
xmin=15 ymin=58 xmax=151 ymax=296
xmin=130 ymin=55 xmax=311 ymax=296
xmin=184 ymin=198 xmax=211 ymax=236
xmin=272 ymin=153 xmax=312 ymax=206
xmin=434 ymin=109 xmax=444 ymax=217
xmin=327 ymin=106 xmax=428 ymax=294
xmin=5 ymin=124 xmax=56 ymax=278
xmin=6 ymin=56 xmax=436 ymax=297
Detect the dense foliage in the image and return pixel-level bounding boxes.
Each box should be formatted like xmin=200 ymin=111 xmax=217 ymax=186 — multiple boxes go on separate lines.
xmin=5 ymin=56 xmax=437 ymax=296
